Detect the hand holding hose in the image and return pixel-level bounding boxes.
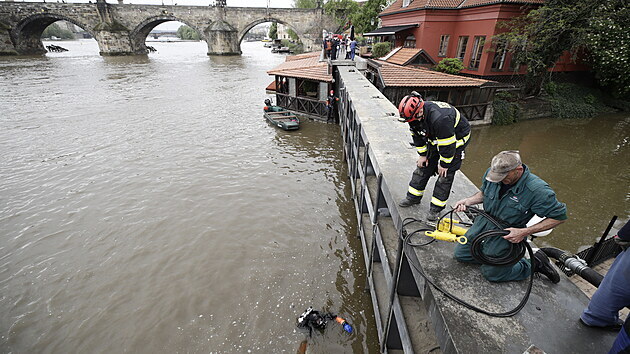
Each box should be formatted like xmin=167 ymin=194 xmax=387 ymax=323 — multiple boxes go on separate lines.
xmin=502 ymin=227 xmax=529 ymax=243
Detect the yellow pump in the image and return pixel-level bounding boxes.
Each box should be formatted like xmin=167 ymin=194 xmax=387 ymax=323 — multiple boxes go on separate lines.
xmin=437 ymin=218 xmax=468 ymax=236
xmin=424 ymin=230 xmax=467 ymax=244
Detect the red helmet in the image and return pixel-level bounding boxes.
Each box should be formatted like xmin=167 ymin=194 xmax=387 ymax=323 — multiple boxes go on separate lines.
xmin=398 ymin=92 xmax=424 ymax=122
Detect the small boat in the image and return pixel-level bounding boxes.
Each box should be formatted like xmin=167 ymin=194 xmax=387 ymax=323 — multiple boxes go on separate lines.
xmin=263 ymin=100 xmax=300 ymax=131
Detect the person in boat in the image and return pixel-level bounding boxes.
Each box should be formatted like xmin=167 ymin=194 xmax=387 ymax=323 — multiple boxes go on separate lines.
xmin=326 ymin=90 xmax=339 ymax=123
xmin=453 ymin=150 xmax=567 ymax=283
xmin=580 ymin=220 xmax=630 ymax=332
xmin=397 ymin=92 xmax=471 ymax=222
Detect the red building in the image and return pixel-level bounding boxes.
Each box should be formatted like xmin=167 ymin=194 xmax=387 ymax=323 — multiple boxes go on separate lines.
xmin=368 ymin=0 xmax=586 ymax=78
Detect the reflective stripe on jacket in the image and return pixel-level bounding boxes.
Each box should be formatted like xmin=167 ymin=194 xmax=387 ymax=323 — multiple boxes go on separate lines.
xmin=407 ymin=101 xmax=471 ymax=168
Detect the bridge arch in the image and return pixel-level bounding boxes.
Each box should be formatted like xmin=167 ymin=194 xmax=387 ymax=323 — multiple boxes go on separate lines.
xmin=11 ymin=13 xmax=94 ymax=55
xmin=130 ymin=15 xmax=204 ymax=55
xmin=238 ymin=18 xmax=305 ymax=45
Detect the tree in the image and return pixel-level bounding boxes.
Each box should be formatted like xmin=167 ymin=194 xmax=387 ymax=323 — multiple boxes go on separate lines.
xmin=324 ymin=0 xmax=360 ymax=28
xmin=287 ymin=28 xmax=300 ymax=41
xmin=176 ymin=25 xmax=200 ymax=40
xmin=292 ymin=0 xmax=318 ymax=8
xmin=495 ymin=0 xmax=629 ymax=97
xmin=348 ymin=0 xmax=388 ymax=34
xmin=269 ymin=22 xmax=278 ymax=40
xmin=41 ymin=23 xmax=74 ymax=40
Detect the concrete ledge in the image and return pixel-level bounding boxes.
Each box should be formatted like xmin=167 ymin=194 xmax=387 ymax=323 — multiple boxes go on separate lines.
xmin=336 ymin=65 xmax=619 ymax=353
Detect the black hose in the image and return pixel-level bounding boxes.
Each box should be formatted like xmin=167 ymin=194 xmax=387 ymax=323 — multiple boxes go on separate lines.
xmin=540 ymin=247 xmax=604 ymax=287
xmin=401 ymin=208 xmax=535 ymax=317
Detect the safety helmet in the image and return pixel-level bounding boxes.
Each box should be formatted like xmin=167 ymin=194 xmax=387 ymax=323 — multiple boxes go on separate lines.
xmin=398 ymin=91 xmax=424 ymax=122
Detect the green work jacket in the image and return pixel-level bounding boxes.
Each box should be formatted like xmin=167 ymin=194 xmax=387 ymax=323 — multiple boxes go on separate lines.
xmin=467 ymin=164 xmax=567 ymax=239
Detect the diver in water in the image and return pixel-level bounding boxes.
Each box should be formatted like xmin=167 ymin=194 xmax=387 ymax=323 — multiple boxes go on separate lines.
xmin=296 ymin=307 xmax=353 ymax=337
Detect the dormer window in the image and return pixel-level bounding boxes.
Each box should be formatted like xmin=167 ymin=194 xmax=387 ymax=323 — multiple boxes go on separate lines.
xmin=402 ymin=0 xmax=411 ymax=7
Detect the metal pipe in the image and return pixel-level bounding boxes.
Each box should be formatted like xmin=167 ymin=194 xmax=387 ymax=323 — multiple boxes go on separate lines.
xmin=541 ymin=247 xmax=604 ymax=287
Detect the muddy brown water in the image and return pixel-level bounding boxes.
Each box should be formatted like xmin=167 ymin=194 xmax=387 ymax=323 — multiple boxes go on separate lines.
xmin=1 ymin=39 xmax=628 ymax=353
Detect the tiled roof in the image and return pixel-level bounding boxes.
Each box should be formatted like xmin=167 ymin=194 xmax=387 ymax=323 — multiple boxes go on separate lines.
xmin=267 ymin=53 xmax=332 ymax=82
xmin=284 ymin=51 xmax=321 ymax=62
xmin=382 ymin=47 xmax=425 ymax=65
xmin=380 ymin=0 xmax=543 ymax=15
xmin=376 ymin=60 xmax=490 ymax=87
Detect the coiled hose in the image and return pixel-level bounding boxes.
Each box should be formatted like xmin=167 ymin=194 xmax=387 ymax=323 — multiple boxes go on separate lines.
xmin=401 ymin=207 xmax=535 ymax=317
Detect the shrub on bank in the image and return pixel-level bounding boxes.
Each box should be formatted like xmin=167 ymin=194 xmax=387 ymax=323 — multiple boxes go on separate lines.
xmin=280 ymin=39 xmax=304 ymax=54
xmin=435 ymin=58 xmax=464 ymax=75
xmin=544 ymin=82 xmax=616 ymax=119
xmin=492 ymin=91 xmax=521 ymax=125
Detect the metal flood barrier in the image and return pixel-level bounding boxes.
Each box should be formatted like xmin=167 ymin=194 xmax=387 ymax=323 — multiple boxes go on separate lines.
xmin=336 ymin=70 xmax=420 ymax=353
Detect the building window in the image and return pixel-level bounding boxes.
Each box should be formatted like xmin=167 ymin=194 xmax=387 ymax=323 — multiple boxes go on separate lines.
xmin=438 ymin=35 xmax=450 ymax=57
xmin=402 ymin=0 xmax=411 ymax=7
xmin=456 ymin=36 xmax=468 ymax=60
xmin=469 ymin=36 xmax=485 ymax=70
xmin=491 ymin=42 xmax=507 ymax=71
xmin=404 ymin=35 xmax=416 ymax=48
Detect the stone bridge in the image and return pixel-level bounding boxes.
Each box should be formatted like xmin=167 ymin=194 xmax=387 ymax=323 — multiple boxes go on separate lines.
xmin=0 ymin=0 xmax=337 ymax=56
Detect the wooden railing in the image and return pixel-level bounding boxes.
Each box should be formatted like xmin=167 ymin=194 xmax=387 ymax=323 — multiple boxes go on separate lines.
xmin=276 ymin=93 xmax=327 ymax=117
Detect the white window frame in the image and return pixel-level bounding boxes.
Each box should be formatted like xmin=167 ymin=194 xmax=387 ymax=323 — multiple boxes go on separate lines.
xmin=469 ymin=36 xmax=485 ymax=70
xmin=402 ymin=0 xmax=411 ymax=7
xmin=456 ymin=36 xmax=468 ymax=60
xmin=438 ymin=35 xmax=450 ymax=57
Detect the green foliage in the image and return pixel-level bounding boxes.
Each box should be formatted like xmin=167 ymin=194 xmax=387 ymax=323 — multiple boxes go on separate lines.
xmin=348 ymin=0 xmax=388 ymax=34
xmin=492 ymin=91 xmax=521 ymax=125
xmin=286 ymin=28 xmax=300 ymax=41
xmin=292 ymin=0 xmax=318 ymax=8
xmin=292 ymin=0 xmax=386 ymax=35
xmin=435 ymin=58 xmax=464 ymax=75
xmin=176 ymin=25 xmax=200 ymax=40
xmin=545 ymin=82 xmax=614 ymax=119
xmin=371 ymin=41 xmax=391 ymax=58
xmin=280 ymin=39 xmax=304 ymax=54
xmin=495 ymin=0 xmax=630 ymax=97
xmin=324 ymin=0 xmax=360 ymax=28
xmin=269 ymin=22 xmax=278 ymax=40
xmin=41 ymin=23 xmax=74 ymax=40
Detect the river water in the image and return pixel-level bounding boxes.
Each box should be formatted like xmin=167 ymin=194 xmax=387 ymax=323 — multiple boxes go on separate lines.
xmin=0 ymin=40 xmax=378 ymax=353
xmin=1 ymin=39 xmax=628 ymax=354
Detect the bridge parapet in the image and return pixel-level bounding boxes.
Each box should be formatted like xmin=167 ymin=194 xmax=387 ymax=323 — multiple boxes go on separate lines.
xmin=0 ymin=2 xmax=335 ymax=56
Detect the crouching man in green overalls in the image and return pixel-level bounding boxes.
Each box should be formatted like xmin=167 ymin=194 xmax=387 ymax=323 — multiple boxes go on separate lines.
xmin=453 ymin=150 xmax=568 ymax=283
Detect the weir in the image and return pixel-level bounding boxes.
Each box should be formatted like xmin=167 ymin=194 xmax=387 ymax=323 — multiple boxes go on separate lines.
xmin=333 ymin=64 xmax=619 ymax=353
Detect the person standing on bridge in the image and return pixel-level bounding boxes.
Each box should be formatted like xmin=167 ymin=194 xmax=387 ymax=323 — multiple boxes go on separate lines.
xmin=397 ymin=92 xmax=471 ymax=222
xmin=452 ymin=150 xmax=567 ymax=283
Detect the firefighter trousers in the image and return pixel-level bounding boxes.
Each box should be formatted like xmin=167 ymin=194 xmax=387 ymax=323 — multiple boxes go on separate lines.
xmin=405 ymin=147 xmax=464 ymax=212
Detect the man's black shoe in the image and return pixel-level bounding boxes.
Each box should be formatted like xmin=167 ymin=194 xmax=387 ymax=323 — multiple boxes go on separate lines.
xmin=399 ymin=198 xmax=421 ymax=208
xmin=533 ymin=250 xmax=560 ymax=284
xmin=579 ymin=318 xmax=624 ymax=332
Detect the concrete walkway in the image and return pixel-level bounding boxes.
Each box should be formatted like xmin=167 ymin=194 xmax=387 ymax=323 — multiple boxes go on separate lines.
xmin=335 ymin=64 xmax=620 ymax=353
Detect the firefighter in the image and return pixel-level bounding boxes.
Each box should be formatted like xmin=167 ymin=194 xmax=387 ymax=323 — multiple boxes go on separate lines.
xmin=397 ymin=91 xmax=471 ymax=222
xmin=326 ymin=90 xmax=339 ymax=123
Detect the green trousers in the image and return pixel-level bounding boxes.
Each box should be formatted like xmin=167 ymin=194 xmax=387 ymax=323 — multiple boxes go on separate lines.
xmin=454 ymin=233 xmax=532 ymax=282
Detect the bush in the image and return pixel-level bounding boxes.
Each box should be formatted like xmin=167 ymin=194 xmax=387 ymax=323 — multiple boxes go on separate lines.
xmin=281 ymin=39 xmax=304 ymax=54
xmin=544 ymin=82 xmax=615 ymax=119
xmin=435 ymin=58 xmax=464 ymax=75
xmin=492 ymin=91 xmax=521 ymax=125
xmin=371 ymin=42 xmax=392 ymax=58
